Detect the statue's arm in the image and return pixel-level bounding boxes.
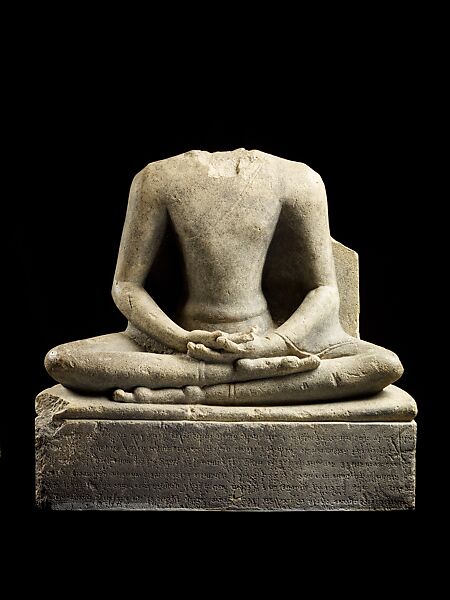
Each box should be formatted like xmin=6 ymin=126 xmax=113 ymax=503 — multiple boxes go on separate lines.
xmin=273 ymin=170 xmax=341 ymax=351
xmin=112 ymin=167 xmax=189 ymax=352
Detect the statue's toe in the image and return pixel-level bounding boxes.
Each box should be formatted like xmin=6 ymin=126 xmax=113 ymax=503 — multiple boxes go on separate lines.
xmin=112 ymin=389 xmax=135 ymax=403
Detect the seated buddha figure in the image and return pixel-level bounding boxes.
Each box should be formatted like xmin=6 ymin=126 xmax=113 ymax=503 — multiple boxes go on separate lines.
xmin=44 ymin=149 xmax=403 ymax=405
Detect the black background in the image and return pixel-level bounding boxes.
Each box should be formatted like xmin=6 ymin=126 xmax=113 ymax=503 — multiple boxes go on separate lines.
xmin=4 ymin=49 xmax=436 ymax=520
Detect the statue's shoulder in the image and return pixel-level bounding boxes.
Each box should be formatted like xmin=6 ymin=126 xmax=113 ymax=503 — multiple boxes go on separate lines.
xmin=257 ymin=151 xmax=325 ymax=201
xmin=139 ymin=154 xmax=183 ymax=179
xmin=138 ymin=152 xmax=203 ymax=185
xmin=134 ymin=151 xmax=325 ymax=203
xmin=258 ymin=151 xmax=320 ymax=178
xmin=131 ymin=154 xmax=188 ymax=198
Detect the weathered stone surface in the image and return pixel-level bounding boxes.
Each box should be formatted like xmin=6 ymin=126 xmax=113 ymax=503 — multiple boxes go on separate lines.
xmin=37 ymin=384 xmax=417 ymax=423
xmin=332 ymin=240 xmax=359 ymax=337
xmin=36 ymin=400 xmax=416 ymax=510
xmin=43 ymin=150 xmax=403 ymax=406
xmin=37 ymin=150 xmax=414 ymax=512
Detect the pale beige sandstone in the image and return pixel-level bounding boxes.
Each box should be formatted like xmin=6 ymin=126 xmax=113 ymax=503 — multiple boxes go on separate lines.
xmin=35 ymin=386 xmax=416 ymax=511
xmin=332 ymin=240 xmax=359 ymax=338
xmin=37 ymin=149 xmax=417 ymax=511
xmin=36 ymin=383 xmax=416 ymax=423
xmin=44 ymin=150 xmax=400 ymax=406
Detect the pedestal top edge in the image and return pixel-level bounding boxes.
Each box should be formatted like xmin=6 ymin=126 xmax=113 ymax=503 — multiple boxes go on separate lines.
xmin=35 ymin=384 xmax=417 ymax=423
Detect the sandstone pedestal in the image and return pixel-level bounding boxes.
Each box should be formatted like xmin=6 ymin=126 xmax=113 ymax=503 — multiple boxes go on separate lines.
xmin=36 ymin=384 xmax=417 ymax=511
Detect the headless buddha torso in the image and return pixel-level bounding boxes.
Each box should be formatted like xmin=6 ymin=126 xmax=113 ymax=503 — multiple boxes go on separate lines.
xmin=168 ymin=149 xmax=281 ymax=333
xmin=44 ymin=149 xmax=404 ymax=405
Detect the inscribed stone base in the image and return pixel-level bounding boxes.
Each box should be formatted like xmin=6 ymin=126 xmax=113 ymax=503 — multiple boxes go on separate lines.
xmin=36 ymin=385 xmax=417 ymax=511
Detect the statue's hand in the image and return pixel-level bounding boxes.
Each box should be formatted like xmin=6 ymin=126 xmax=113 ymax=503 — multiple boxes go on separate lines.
xmin=187 ymin=329 xmax=254 ymax=350
xmin=186 ymin=329 xmax=229 ymax=350
xmin=213 ymin=330 xmax=288 ymax=359
xmin=186 ymin=340 xmax=321 ymax=374
xmin=186 ymin=330 xmax=290 ymax=362
xmin=186 ymin=341 xmax=240 ymax=363
xmin=185 ymin=329 xmax=257 ymax=363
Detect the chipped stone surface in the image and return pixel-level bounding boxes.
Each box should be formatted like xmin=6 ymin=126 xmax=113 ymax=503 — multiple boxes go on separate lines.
xmin=36 ymin=392 xmax=416 ymax=511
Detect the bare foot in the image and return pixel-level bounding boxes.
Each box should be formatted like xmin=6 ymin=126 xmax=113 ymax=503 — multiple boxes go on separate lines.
xmin=236 ymin=354 xmax=320 ymax=376
xmin=112 ymin=389 xmax=135 ymax=403
xmin=112 ymin=386 xmax=205 ymax=404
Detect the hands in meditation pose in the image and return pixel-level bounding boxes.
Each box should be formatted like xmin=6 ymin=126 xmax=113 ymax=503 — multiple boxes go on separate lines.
xmin=45 ymin=149 xmax=403 ymax=405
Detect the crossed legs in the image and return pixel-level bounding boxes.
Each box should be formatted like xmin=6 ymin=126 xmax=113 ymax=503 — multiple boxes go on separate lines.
xmin=45 ymin=331 xmax=403 ymax=405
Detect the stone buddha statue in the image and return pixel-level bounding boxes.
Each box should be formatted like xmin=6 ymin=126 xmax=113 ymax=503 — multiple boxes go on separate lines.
xmin=44 ymin=149 xmax=403 ymax=405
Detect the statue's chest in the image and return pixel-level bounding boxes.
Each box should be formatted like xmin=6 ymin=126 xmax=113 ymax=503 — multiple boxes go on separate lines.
xmin=167 ymin=185 xmax=281 ymax=241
